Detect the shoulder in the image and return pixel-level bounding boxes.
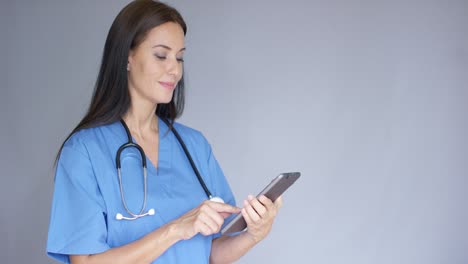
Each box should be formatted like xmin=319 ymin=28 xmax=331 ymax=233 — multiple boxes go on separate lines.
xmin=62 ymin=122 xmax=121 ymax=156
xmin=172 ymin=121 xmax=204 ymax=139
xmin=170 ymin=121 xmax=212 ymax=150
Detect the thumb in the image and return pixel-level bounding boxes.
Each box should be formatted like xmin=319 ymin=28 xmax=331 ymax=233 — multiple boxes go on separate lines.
xmin=274 ymin=196 xmax=283 ymax=209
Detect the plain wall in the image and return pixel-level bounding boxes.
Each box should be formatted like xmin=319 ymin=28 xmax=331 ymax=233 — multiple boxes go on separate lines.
xmin=2 ymin=1 xmax=467 ymax=263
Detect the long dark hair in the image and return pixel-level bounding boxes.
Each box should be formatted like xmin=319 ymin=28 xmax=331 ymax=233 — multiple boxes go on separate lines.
xmin=56 ymin=0 xmax=187 ymax=163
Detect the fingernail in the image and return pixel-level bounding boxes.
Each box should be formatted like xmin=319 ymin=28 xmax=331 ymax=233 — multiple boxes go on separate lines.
xmin=248 ymin=195 xmax=254 ymax=201
xmin=243 ymin=200 xmax=248 ymax=206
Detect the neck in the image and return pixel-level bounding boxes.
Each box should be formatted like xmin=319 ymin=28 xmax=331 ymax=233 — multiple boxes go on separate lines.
xmin=122 ymin=103 xmax=158 ymax=137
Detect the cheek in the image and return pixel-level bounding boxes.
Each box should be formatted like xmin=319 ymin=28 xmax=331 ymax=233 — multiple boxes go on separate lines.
xmin=149 ymin=62 xmax=165 ymax=76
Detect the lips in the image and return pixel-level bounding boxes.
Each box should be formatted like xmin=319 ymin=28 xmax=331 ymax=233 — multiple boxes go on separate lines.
xmin=158 ymin=81 xmax=176 ymax=90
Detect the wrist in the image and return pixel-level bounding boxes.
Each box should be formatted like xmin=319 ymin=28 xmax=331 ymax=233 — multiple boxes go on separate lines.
xmin=241 ymin=231 xmax=262 ymax=245
xmin=163 ymin=221 xmax=184 ymax=243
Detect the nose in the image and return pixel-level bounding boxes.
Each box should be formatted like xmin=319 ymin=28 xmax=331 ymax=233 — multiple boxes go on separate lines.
xmin=167 ymin=56 xmax=182 ymax=77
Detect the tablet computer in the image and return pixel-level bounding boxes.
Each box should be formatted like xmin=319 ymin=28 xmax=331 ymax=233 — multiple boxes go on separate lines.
xmin=221 ymin=172 xmax=301 ymax=235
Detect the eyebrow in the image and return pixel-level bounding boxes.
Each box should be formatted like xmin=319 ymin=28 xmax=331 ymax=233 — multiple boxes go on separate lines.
xmin=152 ymin=44 xmax=186 ymax=52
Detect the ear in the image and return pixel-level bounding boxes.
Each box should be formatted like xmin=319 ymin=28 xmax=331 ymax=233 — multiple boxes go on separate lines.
xmin=127 ymin=50 xmax=135 ymax=71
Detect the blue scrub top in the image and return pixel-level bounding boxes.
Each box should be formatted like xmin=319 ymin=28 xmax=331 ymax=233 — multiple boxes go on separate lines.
xmin=47 ymin=119 xmax=236 ymax=263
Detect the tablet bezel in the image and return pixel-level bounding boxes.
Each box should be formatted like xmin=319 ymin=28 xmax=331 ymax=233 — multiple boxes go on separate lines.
xmin=220 ymin=172 xmax=301 ymax=235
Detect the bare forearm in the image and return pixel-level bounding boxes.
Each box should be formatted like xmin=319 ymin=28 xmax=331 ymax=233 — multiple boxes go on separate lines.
xmin=71 ymin=222 xmax=181 ymax=264
xmin=210 ymin=232 xmax=258 ymax=264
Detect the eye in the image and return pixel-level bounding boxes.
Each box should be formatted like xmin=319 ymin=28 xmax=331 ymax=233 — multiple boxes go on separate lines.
xmin=154 ymin=53 xmax=183 ymax=63
xmin=154 ymin=54 xmax=167 ymax=60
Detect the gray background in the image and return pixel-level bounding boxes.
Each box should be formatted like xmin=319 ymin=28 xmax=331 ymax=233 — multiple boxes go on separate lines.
xmin=2 ymin=0 xmax=467 ymax=263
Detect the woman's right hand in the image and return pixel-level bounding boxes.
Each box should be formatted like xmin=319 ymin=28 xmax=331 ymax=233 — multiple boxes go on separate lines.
xmin=172 ymin=201 xmax=240 ymax=240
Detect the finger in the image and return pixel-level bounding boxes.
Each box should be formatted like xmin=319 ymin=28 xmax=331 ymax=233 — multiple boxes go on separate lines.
xmin=247 ymin=195 xmax=267 ymax=217
xmin=208 ymin=201 xmax=241 ymax=214
xmin=258 ymin=195 xmax=274 ymax=208
xmin=220 ymin=212 xmax=233 ymax=219
xmin=241 ymin=207 xmax=253 ymax=226
xmin=258 ymin=195 xmax=279 ymax=217
xmin=258 ymin=195 xmax=278 ymax=215
xmin=198 ymin=213 xmax=221 ymax=233
xmin=199 ymin=203 xmax=225 ymax=227
xmin=197 ymin=221 xmax=215 ymax=236
xmin=244 ymin=199 xmax=261 ymax=222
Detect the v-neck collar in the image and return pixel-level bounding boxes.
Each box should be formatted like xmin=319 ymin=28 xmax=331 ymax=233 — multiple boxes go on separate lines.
xmin=112 ymin=117 xmax=172 ymax=174
xmin=152 ymin=117 xmax=172 ymax=171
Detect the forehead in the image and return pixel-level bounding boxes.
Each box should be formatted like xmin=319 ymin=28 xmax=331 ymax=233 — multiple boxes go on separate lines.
xmin=141 ymin=22 xmax=185 ymax=49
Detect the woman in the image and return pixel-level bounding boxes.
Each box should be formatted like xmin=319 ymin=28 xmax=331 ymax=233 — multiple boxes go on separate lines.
xmin=47 ymin=1 xmax=282 ymax=263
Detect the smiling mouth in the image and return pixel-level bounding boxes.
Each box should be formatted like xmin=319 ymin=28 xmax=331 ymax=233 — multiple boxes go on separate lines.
xmin=158 ymin=81 xmax=176 ymax=90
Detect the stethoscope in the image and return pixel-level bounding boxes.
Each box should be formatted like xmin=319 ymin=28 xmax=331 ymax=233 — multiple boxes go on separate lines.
xmin=115 ymin=118 xmax=224 ymax=221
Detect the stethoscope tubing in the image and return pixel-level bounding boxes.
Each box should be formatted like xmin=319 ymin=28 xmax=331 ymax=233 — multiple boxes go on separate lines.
xmin=160 ymin=118 xmax=214 ymax=199
xmin=115 ymin=117 xmax=218 ymax=221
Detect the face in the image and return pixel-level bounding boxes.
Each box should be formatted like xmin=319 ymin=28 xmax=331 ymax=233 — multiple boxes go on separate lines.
xmin=127 ymin=22 xmax=185 ymax=107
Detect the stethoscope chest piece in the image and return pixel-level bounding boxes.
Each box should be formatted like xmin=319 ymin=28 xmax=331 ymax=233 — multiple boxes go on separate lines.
xmin=209 ymin=196 xmax=225 ymax=203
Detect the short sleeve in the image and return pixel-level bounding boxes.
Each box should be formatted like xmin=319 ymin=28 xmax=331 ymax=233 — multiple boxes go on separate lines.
xmin=202 ymin=138 xmax=237 ymax=239
xmin=206 ymin=145 xmax=235 ymax=207
xmin=47 ymin=138 xmax=110 ymax=263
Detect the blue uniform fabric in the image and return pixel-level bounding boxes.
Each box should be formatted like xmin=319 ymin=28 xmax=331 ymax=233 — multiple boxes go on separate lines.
xmin=47 ymin=119 xmax=236 ymax=263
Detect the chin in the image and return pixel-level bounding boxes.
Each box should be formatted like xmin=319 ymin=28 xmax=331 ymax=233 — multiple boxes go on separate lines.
xmin=155 ymin=94 xmax=174 ymax=105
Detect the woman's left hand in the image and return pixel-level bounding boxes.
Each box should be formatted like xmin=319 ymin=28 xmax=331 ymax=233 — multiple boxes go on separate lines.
xmin=241 ymin=194 xmax=283 ymax=243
